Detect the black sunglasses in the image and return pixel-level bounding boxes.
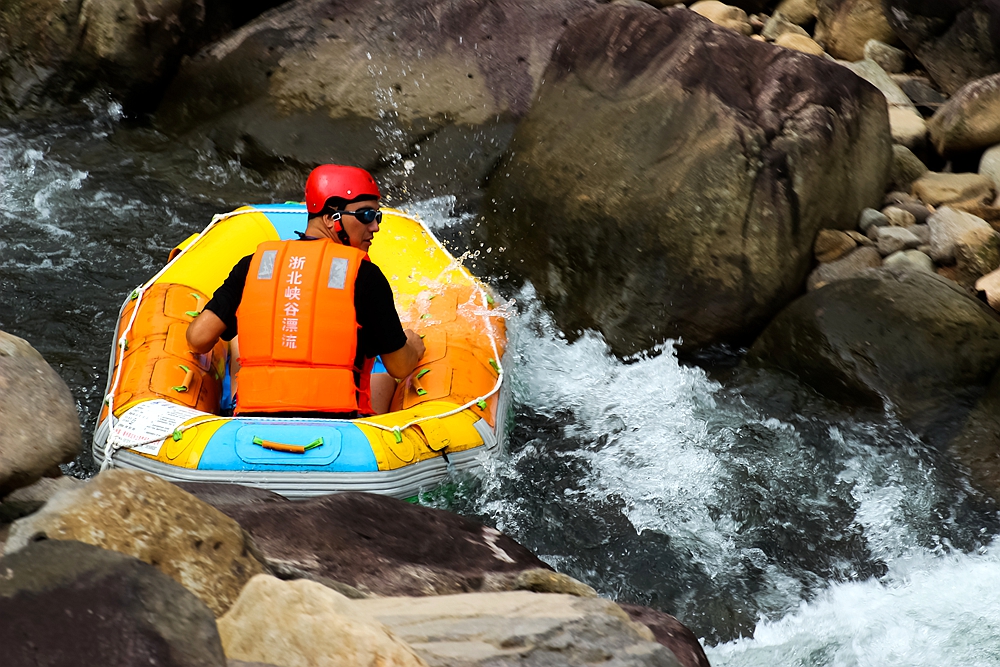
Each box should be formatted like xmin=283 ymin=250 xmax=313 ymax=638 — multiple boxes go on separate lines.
xmin=334 ymin=208 xmax=382 ymax=225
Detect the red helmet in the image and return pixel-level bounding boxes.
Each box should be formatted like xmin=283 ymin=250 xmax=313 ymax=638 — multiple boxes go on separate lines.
xmin=304 ymin=164 xmax=381 ymax=214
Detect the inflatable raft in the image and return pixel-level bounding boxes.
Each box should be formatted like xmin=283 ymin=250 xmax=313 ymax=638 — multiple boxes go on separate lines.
xmin=92 ymin=204 xmax=509 ymax=500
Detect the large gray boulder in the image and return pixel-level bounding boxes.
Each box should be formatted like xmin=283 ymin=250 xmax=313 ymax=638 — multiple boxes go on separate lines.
xmin=948 ymin=369 xmax=1000 ymax=502
xmin=484 ymin=2 xmax=891 ymax=356
xmin=153 ymin=0 xmax=594 ymax=194
xmin=0 ymin=539 xmax=226 ymax=667
xmin=747 ymin=268 xmax=1000 ymax=437
xmin=0 ymin=0 xmax=284 ymax=117
xmin=0 ymin=330 xmax=80 ymax=498
xmin=881 ymin=0 xmax=1000 ymax=94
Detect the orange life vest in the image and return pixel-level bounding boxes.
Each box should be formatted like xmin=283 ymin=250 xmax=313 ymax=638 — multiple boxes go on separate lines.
xmin=235 ymin=239 xmax=375 ymax=415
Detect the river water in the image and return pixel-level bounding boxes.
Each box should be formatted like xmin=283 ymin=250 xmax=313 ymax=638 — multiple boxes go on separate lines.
xmin=2 ymin=109 xmax=999 ymax=665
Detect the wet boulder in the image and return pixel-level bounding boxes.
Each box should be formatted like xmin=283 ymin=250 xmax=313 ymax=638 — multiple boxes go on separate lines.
xmin=882 ymin=0 xmax=1000 ymax=94
xmin=0 ymin=0 xmax=284 ymax=117
xmin=0 ymin=330 xmax=80 ymax=498
xmin=0 ymin=539 xmax=226 ymax=667
xmin=814 ymin=0 xmax=897 ymax=61
xmin=747 ymin=268 xmax=1000 ymax=439
xmin=485 ymin=3 xmax=891 ymax=356
xmin=5 ymin=469 xmax=265 ymax=615
xmin=154 ymin=0 xmax=594 ymax=196
xmin=219 ymin=575 xmax=427 ymax=667
xmin=179 ymin=483 xmax=550 ymax=597
xmin=947 ymin=369 xmax=1000 ymax=502
xmin=928 ymin=73 xmax=1000 ymax=154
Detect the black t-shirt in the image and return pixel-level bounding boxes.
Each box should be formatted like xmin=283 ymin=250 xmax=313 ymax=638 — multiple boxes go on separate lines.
xmin=204 ymin=252 xmax=407 ymax=361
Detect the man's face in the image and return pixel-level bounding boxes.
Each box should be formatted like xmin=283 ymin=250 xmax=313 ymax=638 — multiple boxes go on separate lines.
xmin=339 ymin=199 xmax=381 ymax=252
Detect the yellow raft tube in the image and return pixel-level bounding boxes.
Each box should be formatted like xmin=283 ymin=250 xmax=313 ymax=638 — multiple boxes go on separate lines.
xmin=92 ymin=204 xmax=509 ymax=499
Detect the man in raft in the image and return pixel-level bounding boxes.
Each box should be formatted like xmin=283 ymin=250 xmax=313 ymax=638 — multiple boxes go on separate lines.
xmin=186 ymin=164 xmax=425 ymax=417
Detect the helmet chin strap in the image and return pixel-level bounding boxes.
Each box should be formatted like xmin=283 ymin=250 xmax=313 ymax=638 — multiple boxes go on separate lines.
xmin=331 ymin=212 xmax=352 ymax=246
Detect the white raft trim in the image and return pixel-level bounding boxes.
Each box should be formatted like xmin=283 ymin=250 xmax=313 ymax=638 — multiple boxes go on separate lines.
xmin=93 ymin=432 xmax=493 ymax=500
xmin=98 ymin=205 xmax=506 ymax=470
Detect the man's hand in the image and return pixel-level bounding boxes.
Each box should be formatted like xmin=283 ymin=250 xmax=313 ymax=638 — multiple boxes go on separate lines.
xmin=185 ymin=309 xmax=227 ymax=354
xmin=381 ymin=328 xmax=426 ymax=379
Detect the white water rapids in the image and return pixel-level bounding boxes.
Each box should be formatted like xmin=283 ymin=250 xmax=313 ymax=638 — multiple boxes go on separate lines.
xmin=2 ymin=118 xmax=999 ymax=664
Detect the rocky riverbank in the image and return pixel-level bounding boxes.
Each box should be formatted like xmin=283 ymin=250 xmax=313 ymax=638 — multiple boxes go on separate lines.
xmin=4 ymin=0 xmax=1000 ymax=662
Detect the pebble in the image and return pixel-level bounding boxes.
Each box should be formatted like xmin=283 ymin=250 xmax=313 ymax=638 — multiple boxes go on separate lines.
xmin=814 ymin=229 xmax=857 ymax=263
xmin=882 ymin=206 xmax=917 ymax=227
xmin=690 ymin=1 xmax=753 ymax=35
xmin=882 ymin=249 xmax=935 ymax=273
xmin=859 ymin=208 xmax=889 ymax=232
xmin=775 ymin=33 xmax=825 ymax=56
xmin=807 ymin=246 xmax=882 ymax=291
xmin=874 ymin=226 xmax=922 ymax=256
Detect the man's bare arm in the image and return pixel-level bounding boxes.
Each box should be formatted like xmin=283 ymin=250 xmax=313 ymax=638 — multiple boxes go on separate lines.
xmin=380 ymin=329 xmax=426 ymax=379
xmin=186 ymin=309 xmax=227 ymax=354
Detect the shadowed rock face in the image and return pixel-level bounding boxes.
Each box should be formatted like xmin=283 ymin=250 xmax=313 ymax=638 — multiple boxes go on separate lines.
xmin=882 ymin=0 xmax=1000 ymax=94
xmin=485 ymin=3 xmax=891 ymax=357
xmin=151 ymin=0 xmax=593 ymax=193
xmin=0 ymin=540 xmax=226 ymax=667
xmin=0 ymin=0 xmax=287 ymax=117
xmin=179 ymin=484 xmax=551 ymax=596
xmin=747 ymin=268 xmax=1000 ymax=440
xmin=618 ymin=603 xmax=711 ymax=667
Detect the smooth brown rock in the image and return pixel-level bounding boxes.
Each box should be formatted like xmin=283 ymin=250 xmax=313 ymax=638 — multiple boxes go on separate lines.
xmin=5 ymin=469 xmax=265 ymax=616
xmin=485 ymin=3 xmax=891 ymax=355
xmin=846 ymin=230 xmax=875 ymax=246
xmin=0 ymin=330 xmax=81 ymax=498
xmin=178 ymin=484 xmax=548 ymax=598
xmin=928 ymin=73 xmax=1000 ymax=154
xmin=815 ymin=0 xmax=896 ymax=61
xmin=690 ymin=1 xmax=754 ymax=34
xmin=763 ymin=14 xmax=810 ymax=40
xmin=888 ymin=107 xmax=927 ymax=150
xmin=863 ymin=39 xmax=907 ymax=73
xmin=815 ymin=229 xmax=858 ymax=262
xmin=882 ymin=0 xmax=1000 ymax=94
xmin=977 ymin=267 xmax=1000 ymax=310
xmin=890 ymin=144 xmax=929 ymax=190
xmin=882 ymin=205 xmax=917 ymax=226
xmin=219 ymin=575 xmax=427 ymax=667
xmin=0 ymin=540 xmax=226 ymax=667
xmin=775 ymin=33 xmax=826 ymax=55
xmin=912 ymin=172 xmax=995 ymax=207
xmin=776 ymin=0 xmax=818 ymax=25
xmin=749 ymin=268 xmax=1000 ymax=437
xmin=807 ymin=245 xmax=882 ymax=290
xmin=954 ymin=226 xmax=1000 ymax=288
